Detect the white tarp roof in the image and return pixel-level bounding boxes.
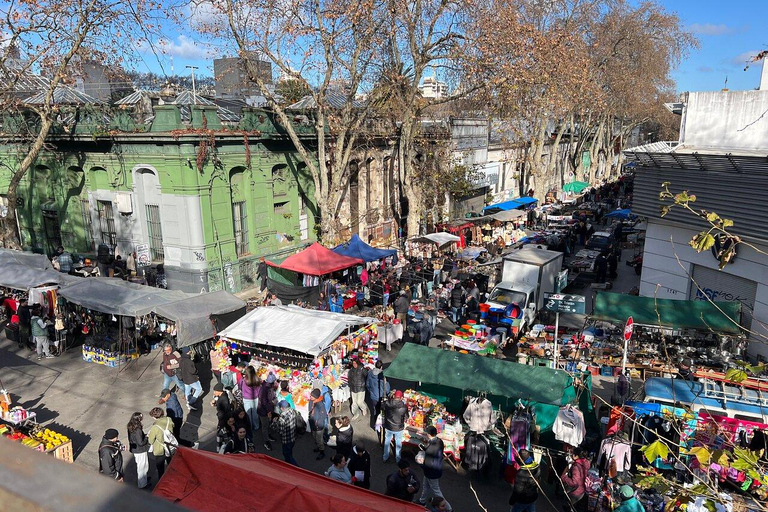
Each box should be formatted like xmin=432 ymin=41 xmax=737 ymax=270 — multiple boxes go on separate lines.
xmin=409 ymin=232 xmax=461 ymax=247
xmin=218 ymin=305 xmax=376 ymax=356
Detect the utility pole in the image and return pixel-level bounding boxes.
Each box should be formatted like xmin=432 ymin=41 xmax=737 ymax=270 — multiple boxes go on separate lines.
xmin=186 ymin=65 xmax=199 ymax=104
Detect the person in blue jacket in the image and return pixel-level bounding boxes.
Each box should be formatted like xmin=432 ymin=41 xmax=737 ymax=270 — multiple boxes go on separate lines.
xmin=366 ymin=360 xmax=390 ymax=427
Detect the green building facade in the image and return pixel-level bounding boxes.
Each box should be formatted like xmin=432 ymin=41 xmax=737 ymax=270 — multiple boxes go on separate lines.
xmin=0 ymin=105 xmax=318 ymax=293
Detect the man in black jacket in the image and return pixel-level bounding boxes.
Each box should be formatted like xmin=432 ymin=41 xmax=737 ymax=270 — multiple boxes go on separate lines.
xmin=393 ymin=291 xmax=409 ymax=326
xmin=98 ymin=428 xmax=124 ymax=481
xmin=347 ymin=358 xmax=368 ymax=419
xmin=418 ymin=426 xmax=452 ymax=510
xmin=178 ymin=352 xmax=201 ymax=411
xmin=382 ymin=390 xmax=408 ymax=463
xmin=509 ymin=449 xmax=541 ymax=512
xmin=212 ymin=383 xmax=231 ymax=427
xmin=449 ymin=283 xmax=464 ymax=324
xmin=386 ymin=460 xmax=420 ymax=502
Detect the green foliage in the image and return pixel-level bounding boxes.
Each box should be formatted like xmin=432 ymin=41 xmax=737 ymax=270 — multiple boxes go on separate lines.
xmin=725 ymin=367 xmax=748 ymax=383
xmin=641 ymin=440 xmax=669 ymax=464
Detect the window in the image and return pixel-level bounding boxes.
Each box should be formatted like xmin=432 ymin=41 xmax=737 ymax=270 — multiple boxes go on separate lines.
xmin=145 ymin=204 xmax=164 ymax=262
xmin=97 ymin=200 xmax=116 ymax=248
xmin=81 ymin=198 xmax=94 ymax=251
xmin=232 ymin=200 xmax=249 ymax=257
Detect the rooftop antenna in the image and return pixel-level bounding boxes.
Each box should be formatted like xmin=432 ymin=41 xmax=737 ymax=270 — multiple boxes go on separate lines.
xmin=186 ymin=65 xmax=199 ymax=105
xmin=170 ymin=55 xmax=174 ymax=76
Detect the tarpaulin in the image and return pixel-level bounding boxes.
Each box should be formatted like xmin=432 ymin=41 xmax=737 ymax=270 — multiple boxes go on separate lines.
xmin=267 ymin=242 xmax=362 ymax=276
xmin=218 ymin=305 xmax=375 ymax=356
xmin=58 ymin=277 xmax=187 ymax=317
xmin=483 ymin=196 xmax=538 ymax=212
xmin=409 ymin=232 xmax=461 ymax=247
xmin=0 ymin=261 xmax=79 ymax=290
xmin=0 ymin=248 xmax=54 ymax=270
xmin=266 ymin=277 xmax=319 ymax=306
xmin=384 ymin=344 xmax=594 ymax=434
xmin=135 ymin=291 xmax=246 ymax=348
xmin=592 ymin=291 xmax=742 ymax=333
xmin=332 ymin=234 xmax=398 ymax=262
xmin=153 ymin=449 xmax=424 ymax=512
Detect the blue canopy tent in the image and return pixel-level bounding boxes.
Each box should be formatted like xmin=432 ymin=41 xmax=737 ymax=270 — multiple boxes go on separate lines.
xmin=483 ymin=196 xmax=538 ymax=213
xmin=605 ymin=208 xmax=634 ymax=220
xmin=332 ymin=234 xmax=398 ymax=263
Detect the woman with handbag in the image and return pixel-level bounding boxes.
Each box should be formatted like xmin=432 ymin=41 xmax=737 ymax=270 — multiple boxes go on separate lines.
xmin=239 ymin=366 xmax=261 ymax=435
xmin=561 ymin=449 xmax=591 ymax=512
xmin=332 ymin=416 xmax=354 ymax=459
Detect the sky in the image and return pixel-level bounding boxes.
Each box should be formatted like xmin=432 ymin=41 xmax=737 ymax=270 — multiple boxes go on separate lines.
xmin=665 ymin=0 xmax=768 ymax=93
xmin=136 ymin=0 xmax=768 ymax=94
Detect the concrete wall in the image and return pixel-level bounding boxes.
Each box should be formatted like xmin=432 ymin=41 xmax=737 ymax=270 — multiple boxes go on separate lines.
xmin=680 ymin=90 xmax=768 ymax=151
xmin=640 ymin=220 xmax=768 ymax=360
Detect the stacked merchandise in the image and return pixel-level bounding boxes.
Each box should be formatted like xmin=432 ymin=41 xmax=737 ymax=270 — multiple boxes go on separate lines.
xmin=450 ymin=320 xmax=500 ymax=356
xmin=401 ymin=390 xmax=463 ymax=458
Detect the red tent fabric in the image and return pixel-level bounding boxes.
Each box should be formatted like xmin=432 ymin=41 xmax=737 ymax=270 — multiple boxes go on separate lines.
xmin=153 ymin=449 xmax=424 ymax=512
xmin=267 ymin=242 xmax=363 ymax=276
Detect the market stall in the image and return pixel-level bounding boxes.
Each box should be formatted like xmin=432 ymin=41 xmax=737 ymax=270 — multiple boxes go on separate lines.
xmin=385 ymin=344 xmax=597 ymax=448
xmin=133 ymin=290 xmax=245 ymax=349
xmin=153 ymin=449 xmax=425 ymax=512
xmin=217 ymin=305 xmax=379 ymax=418
xmin=57 ymin=278 xmax=188 ymax=366
xmin=332 ymin=233 xmax=398 ymax=263
xmin=0 ymin=388 xmax=73 ymax=463
xmin=482 ymin=196 xmax=538 ymax=214
xmin=266 ymin=242 xmax=363 ymax=308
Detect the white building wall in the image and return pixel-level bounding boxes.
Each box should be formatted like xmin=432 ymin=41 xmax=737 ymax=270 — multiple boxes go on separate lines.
xmin=641 ymin=221 xmax=768 ymax=360
xmin=680 ymin=90 xmax=768 ymax=151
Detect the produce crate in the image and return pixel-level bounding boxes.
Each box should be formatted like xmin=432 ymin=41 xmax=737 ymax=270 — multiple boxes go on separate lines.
xmin=47 ymin=440 xmax=73 ymax=463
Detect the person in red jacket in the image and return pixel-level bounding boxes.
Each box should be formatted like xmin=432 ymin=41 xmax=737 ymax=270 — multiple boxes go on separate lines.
xmin=561 ymin=449 xmax=591 ymax=512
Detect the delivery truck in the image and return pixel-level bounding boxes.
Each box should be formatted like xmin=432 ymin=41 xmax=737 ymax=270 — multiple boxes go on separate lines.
xmin=483 ymin=246 xmax=564 ymax=337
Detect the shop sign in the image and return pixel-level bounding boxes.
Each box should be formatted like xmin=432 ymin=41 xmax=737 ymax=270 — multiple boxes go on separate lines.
xmin=556 ymin=269 xmax=569 ymax=293
xmin=543 ymin=293 xmax=585 ymax=314
xmin=136 ymin=244 xmax=151 ymax=268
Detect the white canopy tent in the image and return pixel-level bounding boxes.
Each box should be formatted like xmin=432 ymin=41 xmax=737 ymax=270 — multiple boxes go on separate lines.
xmin=218 ymin=305 xmax=376 ymax=356
xmin=409 ymin=232 xmax=461 ymax=247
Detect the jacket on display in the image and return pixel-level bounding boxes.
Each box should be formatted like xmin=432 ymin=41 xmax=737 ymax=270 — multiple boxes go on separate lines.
xmin=553 ymin=405 xmax=586 ymax=446
xmin=463 ymin=397 xmax=494 ymax=433
xmin=463 ymin=433 xmax=490 ymax=471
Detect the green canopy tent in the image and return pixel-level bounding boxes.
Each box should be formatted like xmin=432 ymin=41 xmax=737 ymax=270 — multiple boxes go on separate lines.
xmin=592 ymin=292 xmax=742 ymax=334
xmin=563 ymin=181 xmax=590 ymax=194
xmin=384 ymin=344 xmax=596 ymax=441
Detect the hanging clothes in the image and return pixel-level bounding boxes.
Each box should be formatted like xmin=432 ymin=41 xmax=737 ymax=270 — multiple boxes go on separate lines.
xmin=463 ymin=397 xmax=494 ymax=433
xmin=553 ymin=405 xmax=586 ymax=446
xmin=597 ymin=436 xmax=632 ymax=474
xmin=464 ymin=433 xmax=490 ymax=472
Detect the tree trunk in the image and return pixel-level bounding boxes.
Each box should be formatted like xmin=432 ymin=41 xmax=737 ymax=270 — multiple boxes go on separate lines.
xmin=2 ymin=115 xmax=54 ymax=249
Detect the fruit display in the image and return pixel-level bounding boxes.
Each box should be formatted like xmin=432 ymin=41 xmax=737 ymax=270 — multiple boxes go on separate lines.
xmin=30 ymin=427 xmax=70 ymax=452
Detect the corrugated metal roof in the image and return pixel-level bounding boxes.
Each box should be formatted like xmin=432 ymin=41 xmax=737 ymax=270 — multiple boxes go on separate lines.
xmin=623 ymin=141 xmax=678 ymax=154
xmin=24 ymin=86 xmax=103 ymax=105
xmin=113 ymin=89 xmax=240 ymax=122
xmin=114 ymin=90 xmax=155 ymax=105
xmin=287 ymin=93 xmax=365 ymax=110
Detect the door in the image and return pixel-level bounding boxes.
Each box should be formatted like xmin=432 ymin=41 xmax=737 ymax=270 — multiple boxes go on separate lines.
xmin=42 ymin=211 xmax=62 ymax=256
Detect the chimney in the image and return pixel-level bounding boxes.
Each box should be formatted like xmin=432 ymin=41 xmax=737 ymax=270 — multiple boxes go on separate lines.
xmin=761 ymin=57 xmax=768 ymax=91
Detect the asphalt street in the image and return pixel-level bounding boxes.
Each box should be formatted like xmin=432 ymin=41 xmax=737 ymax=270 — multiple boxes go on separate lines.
xmin=0 ymin=243 xmax=642 ymax=511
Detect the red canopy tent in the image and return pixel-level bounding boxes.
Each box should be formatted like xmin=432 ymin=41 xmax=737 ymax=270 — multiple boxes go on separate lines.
xmin=153 ymin=449 xmax=424 ymax=512
xmin=267 ymin=242 xmax=363 ymax=276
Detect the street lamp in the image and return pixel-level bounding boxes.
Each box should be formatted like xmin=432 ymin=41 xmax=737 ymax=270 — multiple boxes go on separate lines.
xmin=186 ymin=65 xmax=199 ymax=105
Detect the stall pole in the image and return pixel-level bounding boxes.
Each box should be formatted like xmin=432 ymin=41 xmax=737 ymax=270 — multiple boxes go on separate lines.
xmin=553 ymin=311 xmax=560 ymax=368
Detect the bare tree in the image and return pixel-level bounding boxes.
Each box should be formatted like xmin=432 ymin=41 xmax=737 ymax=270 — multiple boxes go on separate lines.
xmin=191 ymin=0 xmax=388 ymax=242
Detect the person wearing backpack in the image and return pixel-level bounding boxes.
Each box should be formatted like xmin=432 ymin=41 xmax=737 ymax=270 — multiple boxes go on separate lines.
xmin=98 ymin=428 xmax=124 ymax=482
xmin=148 ymin=407 xmax=176 ymax=479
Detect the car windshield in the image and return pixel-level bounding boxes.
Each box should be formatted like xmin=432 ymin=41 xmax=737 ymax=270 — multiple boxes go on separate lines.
xmin=488 ymin=288 xmax=528 ymax=305
xmin=588 ymin=236 xmax=611 ymax=249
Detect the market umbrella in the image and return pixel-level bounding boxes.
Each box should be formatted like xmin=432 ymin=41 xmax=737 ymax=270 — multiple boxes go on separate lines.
xmin=605 ymin=208 xmax=634 ymax=220
xmin=563 ymin=181 xmax=590 ymax=194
